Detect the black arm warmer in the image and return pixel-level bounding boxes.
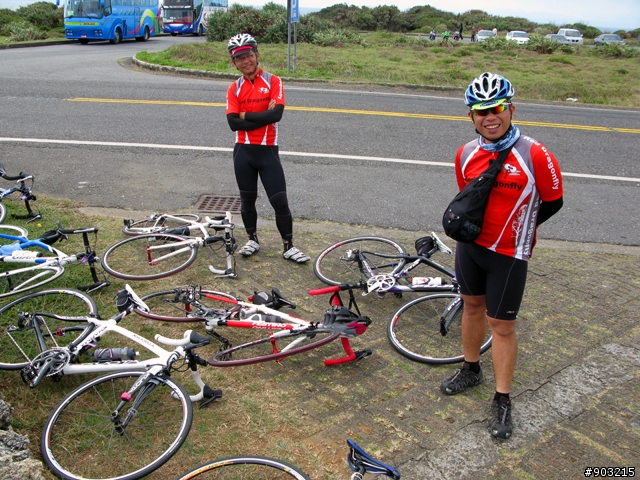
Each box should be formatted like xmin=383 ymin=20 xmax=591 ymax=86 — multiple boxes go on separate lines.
xmin=536 ymin=196 xmax=563 ymax=226
xmin=226 ymin=105 xmax=284 ymax=132
xmin=245 ymin=104 xmax=284 ymax=125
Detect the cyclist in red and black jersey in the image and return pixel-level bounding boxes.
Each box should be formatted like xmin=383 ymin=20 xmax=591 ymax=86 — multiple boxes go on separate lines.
xmin=440 ymin=72 xmax=563 ymax=440
xmin=225 ymin=33 xmax=309 ymax=264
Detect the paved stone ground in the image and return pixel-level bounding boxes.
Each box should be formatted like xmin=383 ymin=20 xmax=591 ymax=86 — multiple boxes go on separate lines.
xmin=79 ymin=208 xmax=640 ymax=480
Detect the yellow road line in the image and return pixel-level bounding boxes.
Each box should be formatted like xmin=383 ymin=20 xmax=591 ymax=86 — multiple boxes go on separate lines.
xmin=68 ymin=98 xmax=640 ymax=134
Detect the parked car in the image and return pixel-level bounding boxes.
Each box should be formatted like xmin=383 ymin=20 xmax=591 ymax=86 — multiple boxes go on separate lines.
xmin=476 ymin=30 xmax=497 ymax=42
xmin=545 ymin=33 xmax=571 ymax=44
xmin=505 ymin=31 xmax=530 ymax=45
xmin=594 ymin=34 xmax=625 ymax=46
xmin=557 ymin=28 xmax=583 ymax=44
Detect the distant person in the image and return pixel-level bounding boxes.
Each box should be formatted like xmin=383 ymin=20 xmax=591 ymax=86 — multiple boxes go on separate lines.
xmin=492 ymin=26 xmax=498 ymax=36
xmin=439 ymin=72 xmax=564 ymax=440
xmin=471 ymin=26 xmax=477 ymax=42
xmin=225 ymin=33 xmax=310 ymax=264
xmin=459 ymin=23 xmax=464 ymax=40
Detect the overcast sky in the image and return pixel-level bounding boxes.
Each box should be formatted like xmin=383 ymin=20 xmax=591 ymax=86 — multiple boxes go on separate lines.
xmin=4 ymin=0 xmax=639 ymax=30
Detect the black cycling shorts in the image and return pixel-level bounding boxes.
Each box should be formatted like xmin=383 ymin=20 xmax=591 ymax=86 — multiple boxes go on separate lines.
xmin=454 ymin=242 xmax=528 ymax=320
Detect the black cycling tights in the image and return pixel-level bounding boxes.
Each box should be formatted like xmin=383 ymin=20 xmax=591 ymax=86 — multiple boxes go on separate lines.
xmin=233 ymin=144 xmax=293 ymax=242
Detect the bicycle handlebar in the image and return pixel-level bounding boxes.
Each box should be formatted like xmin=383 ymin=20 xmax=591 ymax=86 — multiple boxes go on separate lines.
xmin=308 ymin=282 xmax=364 ymax=296
xmin=154 ymin=329 xmax=210 ymax=348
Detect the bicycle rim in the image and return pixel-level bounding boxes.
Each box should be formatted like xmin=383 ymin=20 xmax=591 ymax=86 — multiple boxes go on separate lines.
xmin=0 ymin=223 xmax=27 ymax=238
xmin=313 ymin=237 xmax=407 ymax=286
xmin=208 ymin=329 xmax=340 ymax=366
xmin=42 ymin=371 xmax=193 ymax=480
xmin=138 ymin=288 xmax=238 ymax=322
xmin=123 ymin=214 xmax=202 ymax=236
xmin=0 ymin=202 xmax=6 ymax=223
xmin=0 ymin=288 xmax=97 ymax=370
xmin=102 ymin=233 xmax=198 ymax=281
xmin=0 ymin=263 xmax=64 ymax=298
xmin=387 ymin=293 xmax=492 ymax=364
xmin=176 ymin=456 xmax=311 ymax=479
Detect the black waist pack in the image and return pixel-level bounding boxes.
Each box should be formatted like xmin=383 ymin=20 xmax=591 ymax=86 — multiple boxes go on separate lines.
xmin=442 ymin=146 xmax=512 ymax=243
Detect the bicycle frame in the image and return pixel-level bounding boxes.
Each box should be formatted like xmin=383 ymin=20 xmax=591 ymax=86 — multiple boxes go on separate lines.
xmin=0 ymin=226 xmax=109 ymax=295
xmin=0 ymin=163 xmax=41 ymax=223
xmin=14 ymin=295 xmax=215 ymax=403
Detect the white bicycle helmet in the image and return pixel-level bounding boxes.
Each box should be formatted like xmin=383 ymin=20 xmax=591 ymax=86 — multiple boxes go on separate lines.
xmin=464 ymin=72 xmax=515 ymax=109
xmin=228 ymin=33 xmax=258 ymax=58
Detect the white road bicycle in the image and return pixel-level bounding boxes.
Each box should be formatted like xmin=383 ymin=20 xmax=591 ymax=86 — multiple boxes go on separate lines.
xmin=102 ymin=211 xmax=238 ymax=280
xmin=0 ymin=285 xmax=223 ymax=480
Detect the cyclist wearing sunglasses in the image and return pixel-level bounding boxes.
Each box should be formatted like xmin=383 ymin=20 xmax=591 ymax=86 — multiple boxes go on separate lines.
xmin=225 ymin=33 xmax=310 ymax=264
xmin=440 ymin=72 xmax=564 ymax=440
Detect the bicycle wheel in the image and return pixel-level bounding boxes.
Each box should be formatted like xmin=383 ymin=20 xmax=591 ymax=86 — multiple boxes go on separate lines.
xmin=208 ymin=329 xmax=340 ymax=367
xmin=0 ymin=264 xmax=64 ymax=299
xmin=387 ymin=293 xmax=492 ymax=364
xmin=176 ymin=456 xmax=311 ymax=479
xmin=0 ymin=288 xmax=98 ymax=369
xmin=0 ymin=224 xmax=29 ymax=239
xmin=314 ymin=237 xmax=407 ymax=286
xmin=102 ymin=233 xmax=198 ymax=281
xmin=0 ymin=202 xmax=8 ymax=224
xmin=123 ymin=214 xmax=202 ymax=236
xmin=138 ymin=288 xmax=238 ymax=322
xmin=41 ymin=370 xmax=193 ymax=480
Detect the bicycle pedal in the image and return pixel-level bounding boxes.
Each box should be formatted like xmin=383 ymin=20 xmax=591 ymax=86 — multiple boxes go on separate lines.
xmin=20 ymin=365 xmax=37 ymax=385
xmin=199 ymin=387 xmax=223 ymax=409
xmin=354 ymin=349 xmax=373 ymax=361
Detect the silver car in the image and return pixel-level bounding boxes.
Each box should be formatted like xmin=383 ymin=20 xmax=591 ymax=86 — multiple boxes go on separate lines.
xmin=545 ymin=33 xmax=571 ymax=44
xmin=475 ymin=30 xmax=496 ymax=42
xmin=594 ymin=34 xmax=625 ymax=46
xmin=505 ymin=30 xmax=530 ymax=45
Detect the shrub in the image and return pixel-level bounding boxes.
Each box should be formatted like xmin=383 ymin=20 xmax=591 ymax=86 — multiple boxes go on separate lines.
xmin=15 ymin=1 xmax=61 ymax=30
xmin=312 ymin=28 xmax=366 ymax=47
xmin=6 ymin=20 xmax=49 ymax=41
xmin=590 ymin=43 xmax=639 ymax=58
xmin=0 ymin=8 xmax=21 ymax=35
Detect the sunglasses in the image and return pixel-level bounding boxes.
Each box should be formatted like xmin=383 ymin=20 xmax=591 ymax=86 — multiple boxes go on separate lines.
xmin=472 ymin=103 xmax=511 ymax=116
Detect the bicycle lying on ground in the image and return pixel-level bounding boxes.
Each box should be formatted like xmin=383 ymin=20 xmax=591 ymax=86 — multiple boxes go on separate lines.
xmin=313 ymin=233 xmax=492 ymax=364
xmin=101 ymin=211 xmax=238 ymax=280
xmin=134 ymin=284 xmax=373 ymax=367
xmin=0 ymin=285 xmax=222 ymax=480
xmin=0 ymin=162 xmax=42 ymax=224
xmin=0 ymin=222 xmax=110 ymax=298
xmin=173 ymin=438 xmax=400 ymax=479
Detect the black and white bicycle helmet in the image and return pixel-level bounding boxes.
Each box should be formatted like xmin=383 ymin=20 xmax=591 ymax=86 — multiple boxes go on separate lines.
xmin=464 ymin=72 xmax=515 ymax=108
xmin=228 ymin=33 xmax=258 ymax=58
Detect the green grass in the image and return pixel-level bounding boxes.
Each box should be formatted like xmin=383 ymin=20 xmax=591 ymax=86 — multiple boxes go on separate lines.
xmin=134 ymin=32 xmax=640 ymax=107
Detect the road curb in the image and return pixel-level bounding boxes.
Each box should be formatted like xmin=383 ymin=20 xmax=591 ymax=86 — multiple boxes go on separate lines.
xmin=130 ymin=53 xmax=465 ymax=92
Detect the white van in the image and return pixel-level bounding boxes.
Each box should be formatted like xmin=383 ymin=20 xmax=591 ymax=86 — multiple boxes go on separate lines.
xmin=557 ymin=28 xmax=583 ymax=44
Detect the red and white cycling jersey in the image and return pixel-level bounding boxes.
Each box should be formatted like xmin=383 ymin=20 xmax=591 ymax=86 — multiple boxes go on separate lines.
xmin=226 ymin=69 xmax=284 ymax=146
xmin=455 ymin=136 xmax=563 ymax=260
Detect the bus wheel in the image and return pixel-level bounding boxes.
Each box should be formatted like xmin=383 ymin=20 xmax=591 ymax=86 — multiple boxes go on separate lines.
xmin=110 ymin=27 xmax=122 ymax=44
xmin=198 ymin=24 xmax=204 ymax=36
xmin=79 ymin=39 xmax=89 ymax=45
xmin=136 ymin=26 xmax=150 ymax=42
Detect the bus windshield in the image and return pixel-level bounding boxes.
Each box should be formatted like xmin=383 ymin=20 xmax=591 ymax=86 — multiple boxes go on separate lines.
xmin=163 ymin=8 xmax=193 ymax=23
xmin=64 ymin=0 xmax=105 ymax=19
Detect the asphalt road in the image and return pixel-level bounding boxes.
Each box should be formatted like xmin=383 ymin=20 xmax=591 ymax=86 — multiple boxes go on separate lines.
xmin=0 ymin=36 xmax=638 ymax=245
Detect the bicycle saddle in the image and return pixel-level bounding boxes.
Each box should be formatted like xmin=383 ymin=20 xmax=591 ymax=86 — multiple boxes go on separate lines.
xmin=347 ymin=439 xmax=401 ymax=479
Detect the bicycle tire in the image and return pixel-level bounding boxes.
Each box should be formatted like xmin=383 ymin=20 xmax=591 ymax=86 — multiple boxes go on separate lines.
xmin=0 ymin=224 xmax=29 ymax=238
xmin=123 ymin=213 xmax=202 ymax=236
xmin=138 ymin=288 xmax=238 ymax=322
xmin=0 ymin=288 xmax=98 ymax=370
xmin=314 ymin=237 xmax=407 ymax=286
xmin=387 ymin=293 xmax=492 ymax=364
xmin=102 ymin=233 xmax=198 ymax=281
xmin=176 ymin=456 xmax=311 ymax=479
xmin=0 ymin=202 xmax=7 ymax=223
xmin=208 ymin=329 xmax=340 ymax=367
xmin=41 ymin=370 xmax=193 ymax=480
xmin=0 ymin=264 xmax=65 ymax=299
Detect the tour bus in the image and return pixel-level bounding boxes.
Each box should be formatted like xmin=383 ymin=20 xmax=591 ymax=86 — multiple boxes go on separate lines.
xmin=161 ymin=0 xmax=228 ymax=37
xmin=58 ymin=0 xmax=162 ymax=44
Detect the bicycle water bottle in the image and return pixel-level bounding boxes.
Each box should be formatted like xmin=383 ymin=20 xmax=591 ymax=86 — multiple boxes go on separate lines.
xmin=412 ymin=276 xmax=445 ymax=286
xmin=93 ymin=347 xmax=136 ymax=362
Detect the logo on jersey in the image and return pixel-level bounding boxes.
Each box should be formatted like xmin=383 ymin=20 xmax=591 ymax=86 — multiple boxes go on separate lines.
xmin=503 ymin=163 xmax=521 ymax=176
xmin=259 ymin=87 xmax=269 ymax=94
